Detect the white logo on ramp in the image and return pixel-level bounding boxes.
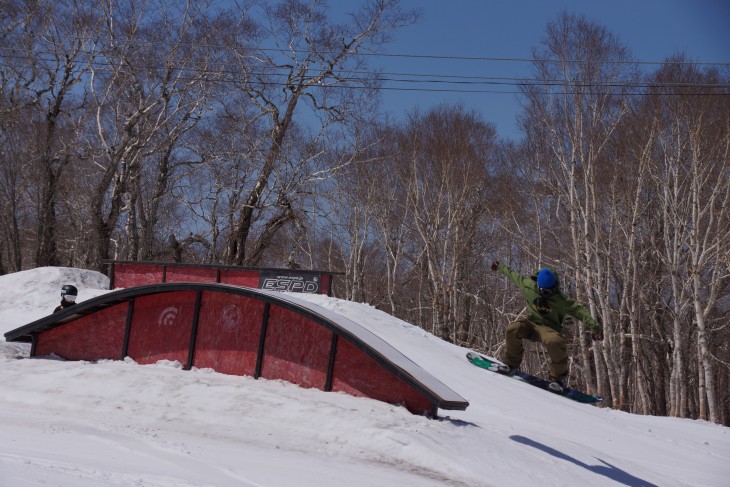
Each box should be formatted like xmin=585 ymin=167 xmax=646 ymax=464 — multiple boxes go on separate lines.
xmin=221 ymin=304 xmax=242 ymax=331
xmin=158 ymin=306 xmax=179 ymax=327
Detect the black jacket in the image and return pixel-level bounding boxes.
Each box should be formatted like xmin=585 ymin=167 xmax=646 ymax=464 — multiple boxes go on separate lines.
xmin=53 ymin=299 xmax=76 ymax=313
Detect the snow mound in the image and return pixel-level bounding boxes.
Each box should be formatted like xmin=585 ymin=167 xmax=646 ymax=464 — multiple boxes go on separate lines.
xmin=0 ymin=267 xmax=110 ymax=336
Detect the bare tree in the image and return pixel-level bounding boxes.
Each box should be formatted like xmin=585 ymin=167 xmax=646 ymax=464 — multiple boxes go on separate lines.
xmin=520 ymin=11 xmax=636 ymax=400
xmin=647 ymin=57 xmax=730 ymax=422
xmin=330 ymin=130 xmax=388 ymax=302
xmin=124 ymin=2 xmax=225 ymax=261
xmin=222 ymin=0 xmax=418 ymax=266
xmin=357 ymin=106 xmax=498 ymax=342
xmin=0 ymin=0 xmax=98 ymax=267
xmin=609 ymin=103 xmax=661 ymax=415
xmin=82 ymin=0 xmax=222 ymax=269
xmin=0 ymin=110 xmax=28 ymax=271
xmin=406 ymin=107 xmax=496 ymax=342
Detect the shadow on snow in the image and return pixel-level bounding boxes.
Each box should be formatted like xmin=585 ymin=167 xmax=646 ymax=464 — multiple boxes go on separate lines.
xmin=510 ymin=435 xmax=659 ymax=487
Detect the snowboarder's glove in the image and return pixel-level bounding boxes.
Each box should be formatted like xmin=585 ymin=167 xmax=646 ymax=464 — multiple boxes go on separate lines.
xmin=491 ymin=261 xmax=499 ymax=272
xmin=591 ymin=330 xmax=604 ymax=341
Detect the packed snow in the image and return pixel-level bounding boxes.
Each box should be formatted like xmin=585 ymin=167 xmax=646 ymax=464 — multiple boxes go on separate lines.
xmin=0 ymin=267 xmax=727 ymax=486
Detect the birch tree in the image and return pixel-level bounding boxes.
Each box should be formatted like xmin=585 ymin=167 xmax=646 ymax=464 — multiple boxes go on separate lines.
xmin=520 ymin=11 xmax=636 ymax=400
xmin=83 ymin=0 xmax=220 ymax=268
xmin=0 ymin=0 xmax=98 ymax=267
xmin=648 ymin=57 xmax=730 ymax=422
xmin=122 ymin=2 xmax=223 ymax=261
xmin=222 ymin=0 xmax=417 ymax=266
xmin=394 ymin=106 xmax=498 ymax=341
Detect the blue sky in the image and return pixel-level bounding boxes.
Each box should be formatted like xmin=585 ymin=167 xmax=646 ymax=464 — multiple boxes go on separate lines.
xmin=362 ymin=0 xmax=730 ymax=140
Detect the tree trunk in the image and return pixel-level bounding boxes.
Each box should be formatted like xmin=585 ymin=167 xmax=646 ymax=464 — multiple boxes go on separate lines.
xmin=226 ymin=103 xmax=295 ymax=265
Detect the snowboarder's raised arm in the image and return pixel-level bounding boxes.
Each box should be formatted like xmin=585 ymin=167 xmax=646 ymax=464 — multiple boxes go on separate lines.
xmin=565 ymin=296 xmax=601 ymax=333
xmin=493 ymin=262 xmax=532 ymax=291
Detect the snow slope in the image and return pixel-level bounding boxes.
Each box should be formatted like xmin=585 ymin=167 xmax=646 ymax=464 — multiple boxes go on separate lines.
xmin=0 ymin=267 xmax=727 ymax=486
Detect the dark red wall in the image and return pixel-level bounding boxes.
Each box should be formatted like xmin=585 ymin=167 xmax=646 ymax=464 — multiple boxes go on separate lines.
xmin=193 ymin=292 xmax=264 ymax=376
xmin=166 ymin=266 xmax=218 ymax=283
xmin=331 ymin=338 xmax=434 ymax=415
xmin=219 ymin=269 xmax=259 ymax=288
xmin=35 ymin=302 xmax=129 ymax=361
xmin=126 ymin=291 xmax=197 ymax=365
xmin=260 ymin=305 xmax=332 ymax=390
xmin=115 ymin=263 xmax=165 ymax=287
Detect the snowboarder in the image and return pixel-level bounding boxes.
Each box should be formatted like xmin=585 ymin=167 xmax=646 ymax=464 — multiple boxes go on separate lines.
xmin=53 ymin=284 xmax=78 ymax=313
xmin=491 ymin=261 xmax=603 ymax=393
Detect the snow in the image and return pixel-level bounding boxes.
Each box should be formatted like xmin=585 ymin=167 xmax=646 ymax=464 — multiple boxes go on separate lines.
xmin=1 ymin=267 xmax=728 ymax=487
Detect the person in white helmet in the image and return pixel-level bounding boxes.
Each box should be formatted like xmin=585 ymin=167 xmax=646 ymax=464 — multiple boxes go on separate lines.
xmin=53 ymin=284 xmax=78 ymax=313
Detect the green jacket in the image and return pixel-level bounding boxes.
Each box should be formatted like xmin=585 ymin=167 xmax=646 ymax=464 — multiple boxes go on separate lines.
xmin=497 ymin=263 xmax=600 ymax=333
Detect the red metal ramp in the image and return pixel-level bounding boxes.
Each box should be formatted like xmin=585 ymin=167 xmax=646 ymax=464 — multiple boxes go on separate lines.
xmin=4 ymin=283 xmax=468 ymax=416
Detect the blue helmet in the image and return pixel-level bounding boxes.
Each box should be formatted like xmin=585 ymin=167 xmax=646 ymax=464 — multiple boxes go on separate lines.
xmin=536 ymin=269 xmax=558 ymax=296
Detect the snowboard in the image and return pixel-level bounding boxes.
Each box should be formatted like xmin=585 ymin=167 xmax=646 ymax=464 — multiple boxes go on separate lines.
xmin=466 ymin=352 xmax=602 ymax=404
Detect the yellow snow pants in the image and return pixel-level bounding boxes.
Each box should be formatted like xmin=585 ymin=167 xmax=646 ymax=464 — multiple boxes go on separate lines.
xmin=503 ymin=319 xmax=568 ymax=381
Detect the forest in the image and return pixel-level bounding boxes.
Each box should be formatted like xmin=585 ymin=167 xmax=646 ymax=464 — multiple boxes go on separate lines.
xmin=1 ymin=0 xmax=728 ymax=425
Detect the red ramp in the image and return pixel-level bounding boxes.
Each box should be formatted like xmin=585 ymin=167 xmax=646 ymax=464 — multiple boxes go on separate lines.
xmin=5 ymin=284 xmax=468 ymax=416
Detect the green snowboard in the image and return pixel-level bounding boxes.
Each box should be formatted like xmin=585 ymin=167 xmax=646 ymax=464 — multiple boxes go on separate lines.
xmin=466 ymin=352 xmax=602 ymax=404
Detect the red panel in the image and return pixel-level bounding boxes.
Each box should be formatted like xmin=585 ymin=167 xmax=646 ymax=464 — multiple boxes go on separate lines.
xmin=260 ymin=305 xmax=331 ymax=389
xmin=219 ymin=269 xmax=259 ymax=288
xmin=114 ymin=263 xmax=164 ymax=288
xmin=165 ymin=266 xmax=218 ymax=283
xmin=192 ymin=292 xmax=265 ymax=376
xmin=127 ymin=291 xmax=197 ymax=365
xmin=34 ymin=302 xmax=129 ymax=361
xmin=319 ymin=274 xmax=331 ymax=295
xmin=332 ymin=339 xmax=433 ymax=415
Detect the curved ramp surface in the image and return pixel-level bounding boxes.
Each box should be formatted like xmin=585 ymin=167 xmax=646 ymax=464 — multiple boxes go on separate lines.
xmin=4 ymin=283 xmax=468 ymax=416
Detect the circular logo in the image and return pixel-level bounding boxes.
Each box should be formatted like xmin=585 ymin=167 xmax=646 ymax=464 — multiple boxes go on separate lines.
xmin=220 ymin=304 xmax=242 ymax=331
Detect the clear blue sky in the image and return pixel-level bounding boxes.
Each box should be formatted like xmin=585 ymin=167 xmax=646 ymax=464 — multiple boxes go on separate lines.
xmin=361 ymin=0 xmax=730 ymax=140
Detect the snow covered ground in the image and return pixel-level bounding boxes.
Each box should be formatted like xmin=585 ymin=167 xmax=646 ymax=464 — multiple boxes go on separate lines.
xmin=0 ymin=267 xmax=727 ymax=486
